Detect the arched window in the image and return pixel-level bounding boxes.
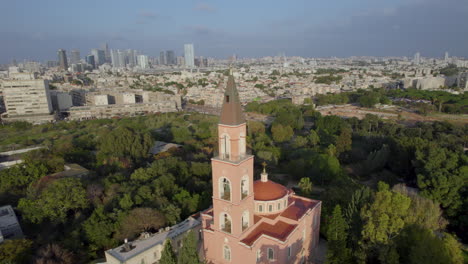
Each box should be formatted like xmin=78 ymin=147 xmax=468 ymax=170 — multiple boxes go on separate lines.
xmin=239 ymin=132 xmax=246 ymax=156
xmin=268 ymin=204 xmax=273 ymax=212
xmin=258 ymin=204 xmax=263 ymax=212
xmin=219 ymin=177 xmax=231 ymax=201
xmin=241 ymin=176 xmax=249 ymax=199
xmin=223 ymin=245 xmax=231 ymax=261
xmin=220 ymin=133 xmax=231 ymax=159
xmin=277 ymin=202 xmax=281 ymax=210
xmin=267 ymin=248 xmax=274 ymax=260
xmin=220 ymin=213 xmax=232 ymax=234
xmin=241 ymin=211 xmax=249 ymax=231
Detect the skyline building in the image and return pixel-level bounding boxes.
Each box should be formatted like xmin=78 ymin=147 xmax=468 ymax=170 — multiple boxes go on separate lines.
xmin=86 ymin=55 xmax=96 ymax=69
xmin=102 ymin=43 xmax=110 ymax=62
xmin=159 ymin=51 xmax=166 ymax=65
xmin=445 ymin=51 xmax=449 ymax=62
xmin=414 ymin=52 xmax=421 ymax=65
xmin=70 ymin=49 xmax=81 ymax=64
xmin=184 ymin=44 xmax=195 ymax=68
xmin=57 ymin=49 xmax=68 ymax=70
xmin=91 ymin=49 xmax=106 ymax=66
xmin=137 ymin=55 xmax=149 ymax=69
xmin=166 ymin=50 xmax=175 ymax=65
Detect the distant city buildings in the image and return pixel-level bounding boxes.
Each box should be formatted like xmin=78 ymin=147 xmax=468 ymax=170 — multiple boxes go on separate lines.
xmin=57 ymin=49 xmax=68 ymax=70
xmin=137 ymin=55 xmax=149 ymax=69
xmin=445 ymin=51 xmax=449 ymax=62
xmin=86 ymin=55 xmax=96 ymax=69
xmin=414 ymin=52 xmax=421 ymax=65
xmin=91 ymin=49 xmax=106 ymax=66
xmin=166 ymin=50 xmax=175 ymax=65
xmin=70 ymin=50 xmax=81 ymax=64
xmin=184 ymin=44 xmax=195 ymax=68
xmin=159 ymin=51 xmax=166 ymax=65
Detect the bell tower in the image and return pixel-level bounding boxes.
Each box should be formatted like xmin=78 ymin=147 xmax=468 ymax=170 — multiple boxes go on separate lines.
xmin=211 ymin=75 xmax=255 ymax=238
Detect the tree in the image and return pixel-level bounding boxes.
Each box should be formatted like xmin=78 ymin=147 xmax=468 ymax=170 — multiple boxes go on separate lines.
xmin=335 ymin=127 xmax=352 ymax=155
xmin=361 ymin=182 xmax=411 ymax=245
xmin=18 ymin=178 xmax=88 ymax=224
xmin=118 ymin=208 xmax=166 ymax=240
xmin=160 ymin=239 xmax=177 ymax=264
xmin=34 ymin=244 xmax=74 ymax=264
xmin=271 ymin=123 xmax=293 ymax=143
xmin=326 ymin=205 xmax=351 ymax=264
xmin=298 ymin=177 xmax=312 ymax=196
xmin=97 ymin=127 xmax=152 ymax=165
xmin=177 ymin=231 xmax=201 ymax=264
xmin=292 ymin=136 xmax=308 ymax=148
xmin=0 ymin=239 xmax=33 ymax=263
xmin=83 ymin=207 xmax=117 ymax=250
xmin=397 ymin=226 xmax=463 ymax=264
xmin=308 ymin=130 xmax=320 ymax=146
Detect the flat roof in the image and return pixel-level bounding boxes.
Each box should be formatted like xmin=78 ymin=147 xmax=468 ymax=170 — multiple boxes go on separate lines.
xmin=106 ymin=216 xmax=200 ymax=262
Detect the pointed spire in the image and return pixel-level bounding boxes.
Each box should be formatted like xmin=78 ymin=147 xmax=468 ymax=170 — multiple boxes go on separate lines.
xmin=261 ymin=162 xmax=269 ymax=182
xmin=219 ymin=74 xmax=245 ymax=126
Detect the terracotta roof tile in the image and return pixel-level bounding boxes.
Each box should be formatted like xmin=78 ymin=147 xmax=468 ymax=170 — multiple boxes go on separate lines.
xmin=281 ymin=197 xmax=318 ymax=221
xmin=253 ymin=180 xmax=288 ymax=201
xmin=241 ymin=221 xmax=296 ymax=246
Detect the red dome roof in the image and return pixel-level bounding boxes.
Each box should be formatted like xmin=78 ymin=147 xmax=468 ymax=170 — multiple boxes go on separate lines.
xmin=254 ymin=180 xmax=288 ymax=201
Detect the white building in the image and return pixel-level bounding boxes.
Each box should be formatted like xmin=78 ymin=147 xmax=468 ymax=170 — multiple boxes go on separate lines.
xmin=2 ymin=75 xmax=53 ymax=116
xmin=184 ymin=44 xmax=195 ymax=68
xmin=94 ymin=95 xmax=109 ymax=106
xmin=137 ymin=55 xmax=149 ymax=69
xmin=122 ymin=93 xmax=136 ymax=104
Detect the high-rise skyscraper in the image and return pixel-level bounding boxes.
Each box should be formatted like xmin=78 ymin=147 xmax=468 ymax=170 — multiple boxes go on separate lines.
xmin=57 ymin=49 xmax=68 ymax=70
xmin=86 ymin=55 xmax=96 ymax=69
xmin=166 ymin=50 xmax=175 ymax=65
xmin=137 ymin=55 xmax=149 ymax=69
xmin=102 ymin=43 xmax=110 ymax=62
xmin=414 ymin=52 xmax=421 ymax=65
xmin=444 ymin=51 xmax=449 ymax=62
xmin=117 ymin=50 xmax=126 ymax=68
xmin=159 ymin=51 xmax=167 ymax=65
xmin=126 ymin=50 xmax=137 ymax=67
xmin=184 ymin=44 xmax=195 ymax=68
xmin=70 ymin=50 xmax=81 ymax=64
xmin=91 ymin=49 xmax=106 ymax=66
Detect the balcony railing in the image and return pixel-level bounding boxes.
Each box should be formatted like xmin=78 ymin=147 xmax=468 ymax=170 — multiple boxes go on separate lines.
xmin=213 ymin=149 xmax=253 ymax=163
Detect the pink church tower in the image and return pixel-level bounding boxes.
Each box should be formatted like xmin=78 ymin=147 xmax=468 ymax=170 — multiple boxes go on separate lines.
xmin=201 ymin=75 xmax=321 ymax=264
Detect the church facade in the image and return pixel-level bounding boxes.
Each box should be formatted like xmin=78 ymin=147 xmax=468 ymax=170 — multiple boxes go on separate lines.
xmin=201 ymin=75 xmax=321 ymax=264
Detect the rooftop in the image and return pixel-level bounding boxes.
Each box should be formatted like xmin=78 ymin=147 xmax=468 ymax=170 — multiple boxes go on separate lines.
xmin=241 ymin=221 xmax=297 ymax=246
xmin=219 ymin=75 xmax=245 ymax=126
xmin=253 ymin=180 xmax=288 ymax=201
xmin=106 ymin=216 xmax=200 ymax=262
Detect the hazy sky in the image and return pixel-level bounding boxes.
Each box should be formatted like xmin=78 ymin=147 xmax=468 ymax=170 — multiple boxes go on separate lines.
xmin=1 ymin=0 xmax=467 ymax=63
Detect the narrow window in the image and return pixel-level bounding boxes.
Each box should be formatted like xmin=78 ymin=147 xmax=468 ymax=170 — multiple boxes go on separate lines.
xmin=288 ymin=246 xmax=292 ymax=258
xmin=267 ymin=248 xmax=274 ymax=260
xmin=256 ymin=249 xmax=262 ymax=262
xmin=223 ymin=245 xmax=231 ymax=261
xmin=225 ymin=95 xmax=230 ymax=103
xmin=259 ymin=205 xmax=263 ymax=212
xmin=269 ymin=204 xmax=273 ymax=212
xmin=277 ymin=202 xmax=281 ymax=210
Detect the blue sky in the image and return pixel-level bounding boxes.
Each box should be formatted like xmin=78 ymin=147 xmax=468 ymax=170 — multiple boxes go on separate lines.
xmin=1 ymin=0 xmax=467 ymax=63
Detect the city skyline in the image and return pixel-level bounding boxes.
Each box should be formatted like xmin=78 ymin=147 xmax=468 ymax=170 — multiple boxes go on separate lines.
xmin=1 ymin=0 xmax=468 ymax=63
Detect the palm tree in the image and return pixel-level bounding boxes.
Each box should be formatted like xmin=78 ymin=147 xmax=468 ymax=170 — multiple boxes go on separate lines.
xmin=298 ymin=177 xmax=313 ymax=196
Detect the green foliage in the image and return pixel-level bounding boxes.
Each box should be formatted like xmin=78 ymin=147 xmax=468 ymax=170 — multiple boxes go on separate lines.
xmin=0 ymin=161 xmax=48 ymax=193
xmin=335 ymin=127 xmax=352 ymax=155
xmin=298 ymin=177 xmax=312 ymax=196
xmin=397 ymin=226 xmax=464 ymax=264
xmin=83 ymin=207 xmax=117 ymax=250
xmin=18 ymin=177 xmax=88 ymax=224
xmin=117 ymin=208 xmax=166 ymax=240
xmin=98 ymin=127 xmax=152 ymax=166
xmin=315 ymin=75 xmax=343 ymax=84
xmin=0 ymin=239 xmax=33 ymax=264
xmin=439 ymin=64 xmax=462 ymax=76
xmin=160 ymin=240 xmax=177 ymax=264
xmin=171 ymin=126 xmax=192 ymax=143
xmin=326 ymin=205 xmax=351 ymax=264
xmin=308 ymin=130 xmax=320 ymax=146
xmin=360 ymin=182 xmax=411 ymax=245
xmin=271 ymin=124 xmax=293 ymax=143
xmin=177 ymin=231 xmax=201 ymax=264
xmin=316 ymin=93 xmax=349 ymax=106
xmin=316 ymin=68 xmax=347 ymax=75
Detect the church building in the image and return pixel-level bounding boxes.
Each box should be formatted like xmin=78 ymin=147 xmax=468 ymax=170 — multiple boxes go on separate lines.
xmin=201 ymin=75 xmax=322 ymax=264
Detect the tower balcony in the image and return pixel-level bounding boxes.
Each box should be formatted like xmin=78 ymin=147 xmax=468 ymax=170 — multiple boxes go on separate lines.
xmin=213 ymin=149 xmax=253 ymax=164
